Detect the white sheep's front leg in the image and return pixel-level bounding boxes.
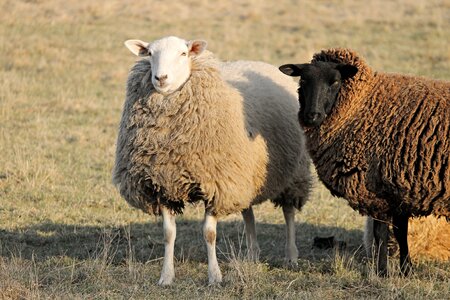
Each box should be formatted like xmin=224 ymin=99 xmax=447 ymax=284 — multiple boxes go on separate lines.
xmin=283 ymin=205 xmax=299 ymax=267
xmin=158 ymin=207 xmax=176 ymax=285
xmin=241 ymin=206 xmax=260 ymax=261
xmin=203 ymin=211 xmax=222 ymax=284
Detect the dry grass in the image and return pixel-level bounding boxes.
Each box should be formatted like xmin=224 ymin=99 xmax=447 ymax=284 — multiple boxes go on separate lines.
xmin=0 ymin=0 xmax=449 ymax=298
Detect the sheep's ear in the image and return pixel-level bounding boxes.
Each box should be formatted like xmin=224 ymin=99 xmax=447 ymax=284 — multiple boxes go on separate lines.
xmin=124 ymin=39 xmax=150 ymax=57
xmin=336 ymin=64 xmax=358 ymax=80
xmin=279 ymin=64 xmax=307 ymax=77
xmin=187 ymin=40 xmax=207 ymax=56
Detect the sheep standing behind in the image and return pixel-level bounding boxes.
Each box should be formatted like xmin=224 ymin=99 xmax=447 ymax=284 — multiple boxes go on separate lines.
xmin=279 ymin=48 xmax=449 ymax=276
xmin=113 ymin=36 xmax=311 ymax=285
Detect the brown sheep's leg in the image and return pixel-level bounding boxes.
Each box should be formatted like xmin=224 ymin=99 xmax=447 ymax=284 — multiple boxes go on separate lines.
xmin=373 ymin=219 xmax=388 ymax=277
xmin=392 ymin=213 xmax=412 ymax=276
xmin=241 ymin=206 xmax=260 ymax=261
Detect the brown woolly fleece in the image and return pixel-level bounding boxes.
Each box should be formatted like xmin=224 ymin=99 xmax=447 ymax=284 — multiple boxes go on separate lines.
xmin=304 ymin=48 xmax=449 ymax=220
xmin=113 ymin=52 xmax=311 ymax=216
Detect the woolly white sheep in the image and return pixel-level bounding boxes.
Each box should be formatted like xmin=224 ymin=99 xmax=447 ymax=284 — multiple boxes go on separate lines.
xmin=113 ymin=36 xmax=311 ymax=285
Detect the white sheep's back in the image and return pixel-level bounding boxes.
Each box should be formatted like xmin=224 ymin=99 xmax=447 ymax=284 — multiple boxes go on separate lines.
xmin=220 ymin=60 xmax=299 ymax=105
xmin=220 ymin=61 xmax=308 ymax=205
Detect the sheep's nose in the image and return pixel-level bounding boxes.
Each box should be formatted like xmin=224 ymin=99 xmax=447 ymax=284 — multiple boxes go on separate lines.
xmin=307 ymin=112 xmax=321 ymax=122
xmin=155 ymin=74 xmax=168 ymax=83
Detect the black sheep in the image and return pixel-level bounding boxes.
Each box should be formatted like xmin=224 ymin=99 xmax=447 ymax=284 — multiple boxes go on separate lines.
xmin=280 ymin=48 xmax=450 ymax=276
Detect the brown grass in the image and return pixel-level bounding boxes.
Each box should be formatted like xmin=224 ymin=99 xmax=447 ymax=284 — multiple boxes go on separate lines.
xmin=1 ymin=0 xmax=449 ymax=298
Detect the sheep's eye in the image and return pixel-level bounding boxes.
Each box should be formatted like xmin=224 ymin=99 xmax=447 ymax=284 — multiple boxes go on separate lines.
xmin=331 ymin=80 xmax=339 ymax=86
xmin=148 ymin=51 xmax=153 ymax=57
xmin=181 ymin=52 xmax=187 ymax=56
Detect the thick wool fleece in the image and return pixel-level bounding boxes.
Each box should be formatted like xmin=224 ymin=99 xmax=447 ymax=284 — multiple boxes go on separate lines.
xmin=304 ymin=48 xmax=449 ymax=220
xmin=113 ymin=52 xmax=310 ymax=216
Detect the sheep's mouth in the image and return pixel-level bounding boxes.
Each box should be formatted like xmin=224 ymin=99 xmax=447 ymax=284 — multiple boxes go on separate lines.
xmin=302 ymin=113 xmax=326 ymax=127
xmin=154 ymin=85 xmax=175 ymax=95
xmin=303 ymin=119 xmax=323 ymax=127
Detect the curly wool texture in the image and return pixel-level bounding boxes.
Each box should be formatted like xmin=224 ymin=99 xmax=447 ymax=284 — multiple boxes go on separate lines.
xmin=304 ymin=48 xmax=449 ymax=220
xmin=113 ymin=52 xmax=311 ymax=216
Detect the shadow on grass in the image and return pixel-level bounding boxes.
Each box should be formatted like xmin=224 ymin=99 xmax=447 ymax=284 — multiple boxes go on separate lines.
xmin=0 ymin=220 xmax=365 ymax=267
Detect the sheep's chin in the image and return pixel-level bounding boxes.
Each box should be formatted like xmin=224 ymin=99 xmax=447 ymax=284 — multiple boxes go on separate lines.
xmin=154 ymin=86 xmax=176 ymax=95
xmin=154 ymin=80 xmax=189 ymax=95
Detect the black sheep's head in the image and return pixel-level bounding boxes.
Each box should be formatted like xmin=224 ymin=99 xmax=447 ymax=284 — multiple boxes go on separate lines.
xmin=279 ymin=61 xmax=358 ymax=127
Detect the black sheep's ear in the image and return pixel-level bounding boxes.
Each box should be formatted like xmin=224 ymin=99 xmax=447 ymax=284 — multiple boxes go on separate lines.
xmin=336 ymin=64 xmax=358 ymax=80
xmin=279 ymin=64 xmax=308 ymax=77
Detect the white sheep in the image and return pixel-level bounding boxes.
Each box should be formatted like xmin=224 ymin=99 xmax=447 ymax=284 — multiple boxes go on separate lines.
xmin=113 ymin=36 xmax=311 ymax=285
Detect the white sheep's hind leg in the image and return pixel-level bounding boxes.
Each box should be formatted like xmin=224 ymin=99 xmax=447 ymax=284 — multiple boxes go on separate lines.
xmin=203 ymin=211 xmax=222 ymax=284
xmin=363 ymin=217 xmax=375 ymax=259
xmin=158 ymin=206 xmax=176 ymax=285
xmin=241 ymin=206 xmax=260 ymax=261
xmin=283 ymin=205 xmax=299 ymax=267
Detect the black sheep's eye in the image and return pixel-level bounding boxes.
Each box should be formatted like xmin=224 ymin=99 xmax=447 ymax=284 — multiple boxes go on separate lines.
xmin=331 ymin=80 xmax=339 ymax=86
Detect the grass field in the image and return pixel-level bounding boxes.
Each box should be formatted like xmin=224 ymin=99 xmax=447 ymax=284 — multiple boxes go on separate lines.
xmin=0 ymin=0 xmax=449 ymax=298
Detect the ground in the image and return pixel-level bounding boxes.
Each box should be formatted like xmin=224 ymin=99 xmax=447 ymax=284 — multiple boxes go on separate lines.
xmin=0 ymin=0 xmax=449 ymax=298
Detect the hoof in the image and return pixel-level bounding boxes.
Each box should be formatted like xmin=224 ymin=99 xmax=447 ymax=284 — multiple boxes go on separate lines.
xmin=246 ymin=249 xmax=260 ymax=262
xmin=158 ymin=273 xmax=175 ymax=286
xmin=376 ymin=269 xmax=388 ymax=278
xmin=208 ymin=271 xmax=223 ymax=285
xmin=400 ymin=264 xmax=413 ymax=277
xmin=285 ymin=259 xmax=299 ymax=271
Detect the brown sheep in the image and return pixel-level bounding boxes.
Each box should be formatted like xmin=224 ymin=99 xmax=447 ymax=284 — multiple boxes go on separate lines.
xmin=279 ymin=48 xmax=449 ymax=276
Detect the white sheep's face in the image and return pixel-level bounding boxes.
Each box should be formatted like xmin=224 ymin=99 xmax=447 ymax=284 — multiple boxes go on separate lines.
xmin=125 ymin=36 xmax=207 ymax=95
